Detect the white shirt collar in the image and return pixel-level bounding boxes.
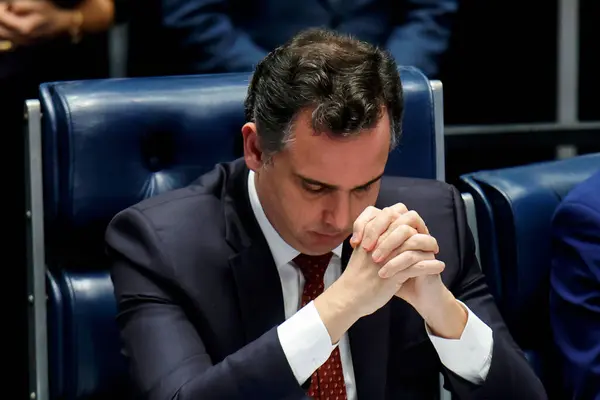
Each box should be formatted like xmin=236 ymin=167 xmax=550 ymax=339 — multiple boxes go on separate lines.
xmin=247 ymin=170 xmax=343 ymax=268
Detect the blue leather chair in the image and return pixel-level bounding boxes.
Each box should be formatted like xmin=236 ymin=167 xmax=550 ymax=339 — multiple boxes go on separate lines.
xmin=24 ymin=66 xmax=445 ymax=400
xmin=458 ymin=153 xmax=600 ymax=396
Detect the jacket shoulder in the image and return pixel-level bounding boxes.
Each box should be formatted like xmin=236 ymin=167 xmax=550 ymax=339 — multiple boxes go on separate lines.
xmin=106 ymin=161 xmax=243 ymax=260
xmin=377 ymin=176 xmax=457 ymax=210
xmin=559 ymin=170 xmax=600 ymax=212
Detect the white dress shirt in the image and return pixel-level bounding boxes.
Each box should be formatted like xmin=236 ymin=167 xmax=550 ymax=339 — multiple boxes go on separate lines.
xmin=247 ymin=170 xmax=493 ymax=399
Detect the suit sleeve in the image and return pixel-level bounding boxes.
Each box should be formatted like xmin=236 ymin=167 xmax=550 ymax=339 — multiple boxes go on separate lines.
xmin=162 ymin=0 xmax=268 ymax=73
xmin=442 ymin=186 xmax=548 ymax=399
xmin=550 ymin=200 xmax=600 ymax=399
xmin=386 ymin=0 xmax=458 ymax=78
xmin=105 ymin=207 xmax=305 ymax=400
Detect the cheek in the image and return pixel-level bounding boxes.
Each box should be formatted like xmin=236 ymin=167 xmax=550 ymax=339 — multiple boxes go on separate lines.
xmin=283 ymin=189 xmax=328 ymax=228
xmin=278 ymin=184 xmax=314 ymax=223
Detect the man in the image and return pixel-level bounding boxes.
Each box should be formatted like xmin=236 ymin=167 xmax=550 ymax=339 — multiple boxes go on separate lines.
xmin=550 ymin=169 xmax=600 ymax=399
xmin=106 ymin=28 xmax=546 ymax=399
xmin=127 ymin=0 xmax=457 ymax=79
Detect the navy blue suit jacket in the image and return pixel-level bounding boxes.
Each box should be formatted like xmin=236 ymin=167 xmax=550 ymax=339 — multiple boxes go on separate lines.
xmin=127 ymin=0 xmax=457 ymax=78
xmin=105 ymin=158 xmax=545 ymax=399
xmin=550 ymin=169 xmax=600 ymax=400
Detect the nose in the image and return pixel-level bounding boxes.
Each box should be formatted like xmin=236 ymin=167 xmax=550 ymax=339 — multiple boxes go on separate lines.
xmin=323 ymin=192 xmax=351 ymax=232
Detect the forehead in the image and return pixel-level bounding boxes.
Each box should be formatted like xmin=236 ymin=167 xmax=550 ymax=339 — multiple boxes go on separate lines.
xmin=283 ymin=108 xmax=391 ymax=187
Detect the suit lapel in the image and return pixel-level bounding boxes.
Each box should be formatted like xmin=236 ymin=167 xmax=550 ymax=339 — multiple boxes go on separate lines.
xmin=342 ymin=241 xmax=391 ymax=400
xmin=224 ymin=160 xmax=286 ymax=343
xmin=229 ymin=240 xmax=286 ymax=343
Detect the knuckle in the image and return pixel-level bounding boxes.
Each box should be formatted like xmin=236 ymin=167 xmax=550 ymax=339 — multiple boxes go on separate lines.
xmin=364 ymin=229 xmax=377 ymax=244
xmin=412 ymin=233 xmax=426 ymax=246
xmin=376 ymin=233 xmax=391 ymax=249
xmin=375 ymin=247 xmax=387 ymax=259
xmin=366 ymin=205 xmax=378 ymax=215
xmin=389 ymin=217 xmax=402 ymax=231
xmin=355 ymin=207 xmax=374 ymax=229
xmin=422 ymin=235 xmax=436 ymax=250
xmin=400 ymin=224 xmax=414 ymax=238
xmin=382 ymin=207 xmax=394 ymax=219
xmin=364 ymin=219 xmax=377 ymax=235
xmin=395 ymin=202 xmax=408 ymax=212
xmin=391 ymin=203 xmax=406 ymax=217
xmin=406 ymin=251 xmax=419 ymax=265
xmin=406 ymin=210 xmax=419 ymax=223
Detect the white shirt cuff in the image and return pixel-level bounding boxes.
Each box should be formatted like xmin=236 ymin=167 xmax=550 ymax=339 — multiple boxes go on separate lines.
xmin=277 ymin=300 xmax=336 ymax=384
xmin=426 ymin=300 xmax=494 ymax=384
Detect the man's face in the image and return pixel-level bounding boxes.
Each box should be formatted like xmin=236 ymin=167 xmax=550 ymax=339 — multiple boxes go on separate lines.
xmin=250 ymin=108 xmax=391 ymax=255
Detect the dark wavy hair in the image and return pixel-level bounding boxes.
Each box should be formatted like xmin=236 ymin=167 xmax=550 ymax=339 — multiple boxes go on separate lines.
xmin=244 ymin=28 xmax=403 ymax=159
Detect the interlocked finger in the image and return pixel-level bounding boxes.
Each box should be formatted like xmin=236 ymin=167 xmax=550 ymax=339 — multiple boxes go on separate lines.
xmin=351 ymin=206 xmax=379 ymax=247
xmin=361 ymin=206 xmax=397 ymax=251
xmin=372 ymin=225 xmax=418 ymax=262
xmin=378 ymin=250 xmax=435 ymax=278
xmin=396 ymin=233 xmax=438 ymax=255
xmin=391 ymin=259 xmax=446 ymax=286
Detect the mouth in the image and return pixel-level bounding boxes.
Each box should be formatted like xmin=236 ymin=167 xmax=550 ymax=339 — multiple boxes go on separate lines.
xmin=311 ymin=231 xmax=347 ymax=241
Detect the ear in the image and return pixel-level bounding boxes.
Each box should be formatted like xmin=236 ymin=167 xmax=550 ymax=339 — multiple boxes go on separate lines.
xmin=241 ymin=122 xmax=264 ymax=171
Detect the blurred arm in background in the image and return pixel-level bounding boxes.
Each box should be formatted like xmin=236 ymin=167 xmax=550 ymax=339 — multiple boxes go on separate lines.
xmin=386 ymin=0 xmax=458 ymax=78
xmin=0 ymin=0 xmax=114 ymax=47
xmin=161 ymin=0 xmax=268 ymax=74
xmin=550 ymin=171 xmax=600 ymax=400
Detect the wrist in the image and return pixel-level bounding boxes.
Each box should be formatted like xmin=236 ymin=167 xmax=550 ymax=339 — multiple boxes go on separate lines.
xmin=314 ymin=283 xmax=361 ymax=344
xmin=418 ymin=286 xmax=467 ymax=339
xmin=57 ymin=9 xmax=83 ymax=42
xmin=55 ymin=10 xmax=73 ymax=35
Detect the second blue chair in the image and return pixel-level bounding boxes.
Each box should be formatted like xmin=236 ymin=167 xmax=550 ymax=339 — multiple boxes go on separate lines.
xmin=458 ymin=152 xmax=600 ymax=396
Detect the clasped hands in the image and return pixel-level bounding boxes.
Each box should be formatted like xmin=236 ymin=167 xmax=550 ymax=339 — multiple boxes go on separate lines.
xmin=342 ymin=203 xmax=446 ymax=314
xmin=0 ymin=0 xmax=75 ymax=46
xmin=316 ymin=203 xmax=467 ymax=343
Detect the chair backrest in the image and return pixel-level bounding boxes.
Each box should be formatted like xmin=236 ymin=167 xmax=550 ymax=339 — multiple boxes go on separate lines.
xmin=458 ymin=152 xmax=600 ymax=390
xmin=26 ymin=67 xmax=444 ymax=400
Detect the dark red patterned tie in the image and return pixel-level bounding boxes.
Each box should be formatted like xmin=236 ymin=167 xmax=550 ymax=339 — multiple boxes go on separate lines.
xmin=293 ymin=253 xmax=348 ymax=400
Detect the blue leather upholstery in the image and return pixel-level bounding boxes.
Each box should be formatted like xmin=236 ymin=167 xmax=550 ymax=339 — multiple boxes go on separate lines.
xmin=458 ymin=152 xmax=600 ymax=392
xmin=37 ymin=67 xmax=442 ymax=399
xmin=385 ymin=67 xmax=441 ymax=179
xmin=458 ymin=175 xmax=502 ymax=302
xmin=40 ymin=73 xmax=248 ymax=399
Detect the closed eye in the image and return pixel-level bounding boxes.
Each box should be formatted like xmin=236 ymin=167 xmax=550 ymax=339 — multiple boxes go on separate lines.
xmin=354 ymin=183 xmax=373 ymax=193
xmin=302 ymin=182 xmax=329 ymax=194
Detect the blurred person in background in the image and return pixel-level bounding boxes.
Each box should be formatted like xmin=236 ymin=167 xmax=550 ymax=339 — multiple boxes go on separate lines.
xmin=0 ymin=0 xmax=114 ymax=396
xmin=0 ymin=0 xmax=115 ymax=102
xmin=549 ymin=169 xmax=600 ymax=399
xmin=127 ymin=0 xmax=457 ymax=80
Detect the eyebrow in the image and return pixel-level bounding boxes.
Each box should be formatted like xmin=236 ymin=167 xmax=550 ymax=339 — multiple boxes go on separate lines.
xmin=295 ymin=172 xmax=385 ymax=191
